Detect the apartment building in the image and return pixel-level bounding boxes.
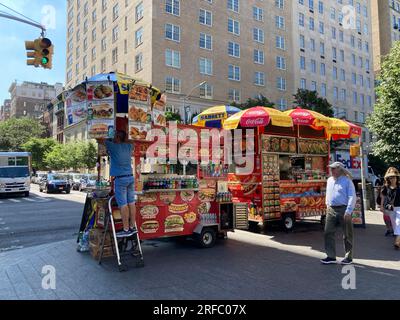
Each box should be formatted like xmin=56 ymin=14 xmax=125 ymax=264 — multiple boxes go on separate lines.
xmin=371 ymin=0 xmax=400 ymax=73
xmin=0 ymin=99 xmax=11 ymax=122
xmin=8 ymin=81 xmax=63 ymax=119
xmin=293 ymin=0 xmax=375 ymax=143
xmin=65 ymin=0 xmax=294 ymax=115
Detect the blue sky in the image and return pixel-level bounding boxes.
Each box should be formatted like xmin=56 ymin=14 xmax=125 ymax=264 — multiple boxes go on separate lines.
xmin=0 ymin=0 xmax=66 ymax=103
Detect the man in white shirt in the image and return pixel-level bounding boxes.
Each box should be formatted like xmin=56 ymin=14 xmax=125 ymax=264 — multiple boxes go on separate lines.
xmin=321 ymin=162 xmax=356 ymax=265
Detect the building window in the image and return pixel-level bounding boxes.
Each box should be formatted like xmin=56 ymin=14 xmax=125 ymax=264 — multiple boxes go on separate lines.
xmin=113 ymin=4 xmax=119 ymax=21
xmin=199 ymin=33 xmax=212 ymax=50
xmin=135 ymin=53 xmax=143 ymax=72
xmin=276 ymin=56 xmax=286 ymax=70
xmin=228 ymin=18 xmax=240 ymax=35
xmin=112 ymin=26 xmax=119 ymax=43
xmin=320 ymin=63 xmax=326 ymax=76
xmin=228 ymin=41 xmax=240 ymax=58
xmin=199 ymin=57 xmax=213 ymax=75
xmin=112 ymin=48 xmax=118 ymax=64
xmin=254 ymin=49 xmax=264 ymax=64
xmin=166 ymin=0 xmax=180 ymax=16
xmin=299 ymin=13 xmax=304 ymax=27
xmin=253 ymin=7 xmax=264 ymax=21
xmin=165 ymin=49 xmax=181 ymax=68
xmin=253 ymin=28 xmax=264 ymax=43
xmin=277 ymin=98 xmax=287 ymax=111
xmin=275 ymin=16 xmax=285 ymax=29
xmin=101 ymin=58 xmax=106 ymax=72
xmin=135 ymin=27 xmax=144 ymax=47
xmin=321 ymin=83 xmax=326 ymax=97
xmin=277 ymin=77 xmax=286 ymax=91
xmin=300 ymin=56 xmax=306 ymax=70
xmin=227 ymin=0 xmax=239 ymax=13
xmin=300 ymin=78 xmax=307 ymax=89
xmin=136 ymin=2 xmax=144 ymax=22
xmin=200 ymin=83 xmax=213 ymax=99
xmin=228 ymin=89 xmax=240 ymax=102
xmin=165 ymin=77 xmax=181 ymax=93
xmin=165 ymin=24 xmax=180 ymax=42
xmin=254 ymin=72 xmax=265 ymax=86
xmin=228 ymin=64 xmax=240 ymax=81
xmin=276 ymin=36 xmax=285 ymax=50
xmin=199 ymin=9 xmax=212 ymax=26
xmin=101 ymin=37 xmax=107 ymax=52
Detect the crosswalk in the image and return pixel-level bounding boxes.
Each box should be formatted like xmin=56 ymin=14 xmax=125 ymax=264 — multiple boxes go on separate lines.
xmin=0 ymin=196 xmax=51 ymax=204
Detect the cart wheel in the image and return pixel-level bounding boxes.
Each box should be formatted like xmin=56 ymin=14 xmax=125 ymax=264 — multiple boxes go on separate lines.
xmin=281 ymin=213 xmax=295 ymax=232
xmin=195 ymin=228 xmax=217 ymax=248
xmin=136 ymin=260 xmax=145 ymax=268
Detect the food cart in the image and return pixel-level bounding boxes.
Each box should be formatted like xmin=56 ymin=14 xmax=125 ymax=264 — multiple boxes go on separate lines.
xmin=77 ymin=74 xmax=238 ymax=270
xmin=222 ymin=107 xmax=331 ymax=231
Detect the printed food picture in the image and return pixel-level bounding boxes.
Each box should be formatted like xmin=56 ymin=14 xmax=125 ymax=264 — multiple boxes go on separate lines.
xmin=138 ymin=194 xmax=157 ymax=203
xmin=140 ymin=221 xmax=160 ymax=234
xmin=89 ymin=102 xmax=114 ymax=119
xmin=160 ymin=192 xmax=176 ymax=202
xmin=140 ymin=205 xmax=159 ymax=219
xmin=129 ymin=85 xmax=149 ymax=102
xmin=168 ymin=203 xmax=189 ymax=214
xmin=91 ymin=84 xmax=113 ymax=100
xmin=198 ymin=202 xmax=211 ymax=215
xmin=71 ymin=87 xmax=87 ymax=102
xmin=129 ymin=123 xmax=149 ymax=140
xmin=180 ymin=191 xmax=195 ymax=202
xmin=129 ymin=104 xmax=150 ymax=123
xmin=88 ymin=120 xmax=113 ymax=139
xmin=184 ymin=212 xmax=197 ymax=224
xmin=164 ymin=215 xmax=185 ymax=233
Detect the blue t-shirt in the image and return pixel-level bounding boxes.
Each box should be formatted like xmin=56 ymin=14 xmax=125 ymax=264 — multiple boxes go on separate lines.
xmin=105 ymin=140 xmax=133 ymax=177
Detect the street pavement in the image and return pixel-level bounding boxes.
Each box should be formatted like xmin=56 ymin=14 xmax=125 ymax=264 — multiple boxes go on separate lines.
xmin=0 ymin=208 xmax=399 ymax=300
xmin=0 ymin=184 xmax=86 ymax=252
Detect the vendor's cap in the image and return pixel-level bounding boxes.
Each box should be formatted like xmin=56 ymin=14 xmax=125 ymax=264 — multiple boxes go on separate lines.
xmin=384 ymin=167 xmax=400 ymax=179
xmin=328 ymin=162 xmax=345 ymax=169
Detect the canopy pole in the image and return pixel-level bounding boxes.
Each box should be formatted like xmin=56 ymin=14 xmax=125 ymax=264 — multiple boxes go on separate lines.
xmin=359 ymin=139 xmax=369 ymax=214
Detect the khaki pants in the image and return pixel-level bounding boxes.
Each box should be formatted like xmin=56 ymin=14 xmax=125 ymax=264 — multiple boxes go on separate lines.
xmin=324 ymin=206 xmax=354 ymax=260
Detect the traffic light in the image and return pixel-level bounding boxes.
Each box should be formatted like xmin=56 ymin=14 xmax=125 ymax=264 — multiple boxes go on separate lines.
xmin=25 ymin=37 xmax=54 ymax=69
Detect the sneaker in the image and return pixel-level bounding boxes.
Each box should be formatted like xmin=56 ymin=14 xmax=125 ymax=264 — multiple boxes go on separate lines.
xmin=341 ymin=258 xmax=353 ymax=265
xmin=129 ymin=227 xmax=138 ymax=235
xmin=116 ymin=229 xmax=134 ymax=238
xmin=320 ymin=257 xmax=337 ymax=264
xmin=385 ymin=230 xmax=394 ymax=237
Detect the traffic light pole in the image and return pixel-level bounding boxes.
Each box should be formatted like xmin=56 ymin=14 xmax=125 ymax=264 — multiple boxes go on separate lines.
xmin=0 ymin=12 xmax=46 ymax=35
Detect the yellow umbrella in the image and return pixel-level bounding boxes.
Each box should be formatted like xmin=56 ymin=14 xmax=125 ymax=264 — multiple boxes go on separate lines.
xmin=223 ymin=107 xmax=293 ymax=130
xmin=193 ymin=105 xmax=241 ymax=128
xmin=283 ymin=107 xmax=331 ymax=130
xmin=326 ymin=118 xmax=351 ymax=136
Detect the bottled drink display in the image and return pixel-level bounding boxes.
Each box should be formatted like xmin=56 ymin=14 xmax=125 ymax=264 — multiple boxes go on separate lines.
xmin=216 ymin=192 xmax=233 ymax=202
xmin=143 ymin=176 xmax=199 ymax=190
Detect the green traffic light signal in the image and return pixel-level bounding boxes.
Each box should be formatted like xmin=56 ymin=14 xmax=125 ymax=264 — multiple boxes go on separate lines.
xmin=41 ymin=57 xmax=49 ymax=65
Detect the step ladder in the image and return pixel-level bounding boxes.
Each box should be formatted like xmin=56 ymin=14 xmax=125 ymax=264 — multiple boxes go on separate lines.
xmin=98 ymin=195 xmax=144 ymax=271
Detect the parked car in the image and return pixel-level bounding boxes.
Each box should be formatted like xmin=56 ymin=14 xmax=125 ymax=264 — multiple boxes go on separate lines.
xmin=39 ymin=173 xmax=71 ymax=194
xmin=31 ymin=172 xmax=47 ymax=184
xmin=78 ymin=174 xmax=98 ymax=192
xmin=70 ymin=173 xmax=85 ymax=190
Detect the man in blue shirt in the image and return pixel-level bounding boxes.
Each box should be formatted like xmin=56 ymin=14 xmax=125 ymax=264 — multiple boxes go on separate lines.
xmin=321 ymin=162 xmax=356 ymax=265
xmin=101 ymin=130 xmax=137 ymax=238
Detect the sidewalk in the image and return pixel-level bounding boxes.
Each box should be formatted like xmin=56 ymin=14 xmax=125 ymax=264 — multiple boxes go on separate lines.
xmin=0 ymin=211 xmax=399 ymax=300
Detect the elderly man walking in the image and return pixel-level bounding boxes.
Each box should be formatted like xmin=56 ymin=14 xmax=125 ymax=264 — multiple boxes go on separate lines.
xmin=321 ymin=162 xmax=356 ymax=265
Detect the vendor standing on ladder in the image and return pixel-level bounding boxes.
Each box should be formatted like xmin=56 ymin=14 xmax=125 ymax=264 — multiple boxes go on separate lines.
xmin=99 ymin=130 xmax=137 ymax=238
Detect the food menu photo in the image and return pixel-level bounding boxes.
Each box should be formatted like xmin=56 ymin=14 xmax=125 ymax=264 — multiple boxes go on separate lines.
xmin=65 ymin=84 xmax=88 ymax=127
xmin=128 ymin=84 xmax=152 ymax=141
xmin=86 ymin=81 xmax=115 ymax=139
xmin=261 ymin=135 xmax=297 ymax=154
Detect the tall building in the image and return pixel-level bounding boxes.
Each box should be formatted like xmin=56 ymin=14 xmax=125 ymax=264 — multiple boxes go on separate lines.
xmin=292 ymin=0 xmax=375 ymax=144
xmin=65 ymin=0 xmax=374 ymax=144
xmin=65 ymin=0 xmax=294 ymax=115
xmin=0 ymin=99 xmax=11 ymax=122
xmin=371 ymin=0 xmax=400 ymax=73
xmin=8 ymin=81 xmax=64 ymax=119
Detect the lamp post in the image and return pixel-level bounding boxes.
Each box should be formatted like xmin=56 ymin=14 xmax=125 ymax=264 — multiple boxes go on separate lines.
xmin=181 ymin=81 xmax=207 ymax=124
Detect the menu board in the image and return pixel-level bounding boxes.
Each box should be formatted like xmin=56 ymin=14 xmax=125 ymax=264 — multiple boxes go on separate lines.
xmin=261 ymin=135 xmax=297 ymax=154
xmin=128 ymin=84 xmax=152 ymax=140
xmin=298 ymin=138 xmax=329 ymax=155
xmin=262 ymin=154 xmax=281 ymax=220
xmin=86 ymin=81 xmax=115 ymax=139
xmin=65 ymin=84 xmax=87 ymax=127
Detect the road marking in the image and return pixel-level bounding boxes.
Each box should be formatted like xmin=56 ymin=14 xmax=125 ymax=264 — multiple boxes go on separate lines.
xmin=0 ymin=227 xmax=10 ymax=231
xmin=8 ymin=199 xmax=21 ymax=203
xmin=22 ymin=197 xmax=36 ymax=202
xmin=0 ymin=246 xmax=24 ymax=252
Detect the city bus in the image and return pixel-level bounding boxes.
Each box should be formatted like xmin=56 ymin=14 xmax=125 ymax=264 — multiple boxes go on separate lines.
xmin=0 ymin=152 xmax=32 ymax=197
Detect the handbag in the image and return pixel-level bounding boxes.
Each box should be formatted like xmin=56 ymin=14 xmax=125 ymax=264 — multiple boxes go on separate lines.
xmin=384 ymin=187 xmax=397 ymax=211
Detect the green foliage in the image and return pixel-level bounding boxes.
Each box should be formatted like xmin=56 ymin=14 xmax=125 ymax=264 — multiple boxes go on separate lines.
xmin=22 ymin=138 xmax=57 ymax=171
xmin=44 ymin=144 xmax=68 ymax=171
xmin=0 ymin=118 xmax=45 ymax=151
xmin=367 ymin=41 xmax=400 ymax=164
xmin=231 ymin=95 xmax=275 ymax=110
xmin=293 ymin=89 xmax=334 ymax=117
xmin=165 ymin=111 xmax=182 ymax=123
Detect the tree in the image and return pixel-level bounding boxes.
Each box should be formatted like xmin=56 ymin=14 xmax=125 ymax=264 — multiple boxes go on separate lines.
xmin=0 ymin=118 xmax=45 ymax=151
xmin=367 ymin=41 xmax=400 ymax=164
xmin=22 ymin=138 xmax=58 ymax=171
xmin=293 ymin=89 xmax=334 ymax=117
xmin=231 ymin=95 xmax=275 ymax=110
xmin=81 ymin=141 xmax=98 ymax=170
xmin=45 ymin=144 xmax=68 ymax=171
xmin=165 ymin=111 xmax=182 ymax=123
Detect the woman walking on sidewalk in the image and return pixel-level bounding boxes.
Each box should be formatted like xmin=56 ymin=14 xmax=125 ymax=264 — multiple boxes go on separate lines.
xmin=380 ymin=167 xmax=400 ymax=250
xmin=377 ymin=179 xmax=393 ymax=236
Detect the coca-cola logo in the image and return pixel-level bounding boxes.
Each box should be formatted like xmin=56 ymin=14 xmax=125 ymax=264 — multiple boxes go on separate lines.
xmin=244 ymin=118 xmax=267 ymax=126
xmin=292 ymin=111 xmax=311 ymax=117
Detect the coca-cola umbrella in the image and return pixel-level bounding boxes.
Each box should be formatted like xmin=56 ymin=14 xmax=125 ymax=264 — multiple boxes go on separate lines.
xmin=223 ymin=107 xmax=293 ymax=130
xmin=327 ymin=118 xmax=362 ymax=140
xmin=283 ymin=107 xmax=331 ymax=131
